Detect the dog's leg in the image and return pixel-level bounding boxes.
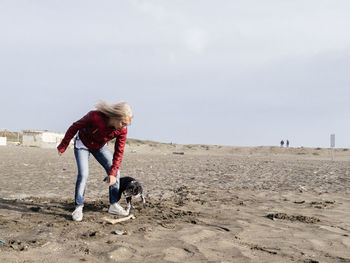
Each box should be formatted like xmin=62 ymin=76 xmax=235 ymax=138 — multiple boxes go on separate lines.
xmin=126 ymin=197 xmax=132 ymax=214
xmin=141 ymin=194 xmax=146 ymax=204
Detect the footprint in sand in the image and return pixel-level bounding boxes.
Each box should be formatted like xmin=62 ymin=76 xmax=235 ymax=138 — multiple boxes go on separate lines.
xmin=108 ymin=246 xmax=135 ymax=261
xmin=177 ymin=227 xmax=248 ymax=261
xmin=163 ymin=246 xmax=193 ymax=262
xmin=180 ymin=229 xmax=217 ymax=244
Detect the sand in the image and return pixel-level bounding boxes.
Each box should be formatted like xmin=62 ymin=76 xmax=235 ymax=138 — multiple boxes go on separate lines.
xmin=0 ymin=143 xmax=350 ymax=262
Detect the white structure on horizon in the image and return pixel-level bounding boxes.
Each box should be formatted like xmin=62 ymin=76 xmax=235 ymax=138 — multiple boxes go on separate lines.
xmin=0 ymin=137 xmax=6 ymax=146
xmin=22 ymin=130 xmax=66 ymax=148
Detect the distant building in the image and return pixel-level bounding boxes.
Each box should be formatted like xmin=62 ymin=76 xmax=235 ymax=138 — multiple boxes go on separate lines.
xmin=22 ymin=130 xmax=67 ymax=148
xmin=0 ymin=137 xmax=6 ymax=146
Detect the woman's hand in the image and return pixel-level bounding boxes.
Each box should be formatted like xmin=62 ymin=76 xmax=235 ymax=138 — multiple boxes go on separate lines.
xmin=58 ymin=150 xmax=63 ymax=156
xmin=108 ymin=175 xmax=116 ymax=186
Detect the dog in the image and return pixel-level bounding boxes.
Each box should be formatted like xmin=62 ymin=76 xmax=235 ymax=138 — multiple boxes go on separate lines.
xmin=120 ymin=176 xmax=146 ymax=214
xmin=104 ymin=176 xmax=145 ymax=214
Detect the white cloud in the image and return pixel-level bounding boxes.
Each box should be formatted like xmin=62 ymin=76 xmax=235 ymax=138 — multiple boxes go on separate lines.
xmin=132 ymin=0 xmax=169 ymax=22
xmin=184 ymin=28 xmax=209 ymax=54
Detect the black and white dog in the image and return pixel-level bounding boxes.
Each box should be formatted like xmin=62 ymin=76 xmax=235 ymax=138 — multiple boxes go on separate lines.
xmin=105 ymin=176 xmax=145 ymax=214
xmin=120 ymin=176 xmax=146 ymax=214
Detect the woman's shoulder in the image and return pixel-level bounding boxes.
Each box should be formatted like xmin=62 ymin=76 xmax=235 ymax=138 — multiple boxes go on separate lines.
xmin=88 ymin=110 xmax=108 ymax=123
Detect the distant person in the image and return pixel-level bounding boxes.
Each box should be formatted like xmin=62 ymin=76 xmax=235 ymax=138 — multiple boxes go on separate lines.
xmin=57 ymin=101 xmax=134 ymax=221
xmin=286 ymin=140 xmax=289 ymax=147
xmin=280 ymin=140 xmax=284 ymax=147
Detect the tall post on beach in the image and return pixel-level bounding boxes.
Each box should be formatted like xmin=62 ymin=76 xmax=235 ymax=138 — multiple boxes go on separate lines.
xmin=330 ymin=134 xmax=335 ymax=161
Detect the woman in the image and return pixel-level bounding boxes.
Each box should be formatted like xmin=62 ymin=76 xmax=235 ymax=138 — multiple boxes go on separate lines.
xmin=57 ymin=101 xmax=134 ymax=221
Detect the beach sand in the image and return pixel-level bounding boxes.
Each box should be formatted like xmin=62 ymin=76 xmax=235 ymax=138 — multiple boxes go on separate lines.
xmin=1 ymin=143 xmax=350 ymax=262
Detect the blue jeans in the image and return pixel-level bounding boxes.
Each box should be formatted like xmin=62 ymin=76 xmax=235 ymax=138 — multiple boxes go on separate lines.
xmin=74 ymin=144 xmax=120 ymax=207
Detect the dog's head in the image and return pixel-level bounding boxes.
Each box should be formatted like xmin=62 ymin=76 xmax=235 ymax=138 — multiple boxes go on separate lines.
xmin=123 ymin=180 xmax=143 ymax=199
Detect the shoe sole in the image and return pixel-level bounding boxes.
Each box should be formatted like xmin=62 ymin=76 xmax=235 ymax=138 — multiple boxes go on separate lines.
xmin=108 ymin=210 xmax=128 ymax=216
xmin=72 ymin=216 xmax=83 ymax=221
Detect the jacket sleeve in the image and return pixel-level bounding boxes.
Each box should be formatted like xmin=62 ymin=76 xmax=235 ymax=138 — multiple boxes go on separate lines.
xmin=57 ymin=111 xmax=92 ymax=153
xmin=109 ymin=128 xmax=127 ymax=177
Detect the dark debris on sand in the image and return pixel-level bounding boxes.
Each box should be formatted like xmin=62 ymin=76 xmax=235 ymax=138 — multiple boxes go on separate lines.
xmin=266 ymin=213 xmax=320 ymax=224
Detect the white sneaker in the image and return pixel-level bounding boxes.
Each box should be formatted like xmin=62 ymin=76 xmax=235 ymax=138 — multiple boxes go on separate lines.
xmin=108 ymin=203 xmax=129 ymax=216
xmin=72 ymin=205 xmax=83 ymax=221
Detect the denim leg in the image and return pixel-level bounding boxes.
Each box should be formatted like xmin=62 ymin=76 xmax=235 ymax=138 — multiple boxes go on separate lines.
xmin=91 ymin=145 xmax=121 ymax=204
xmin=74 ymin=147 xmax=90 ymax=207
xmin=109 ymin=170 xmax=121 ymax=204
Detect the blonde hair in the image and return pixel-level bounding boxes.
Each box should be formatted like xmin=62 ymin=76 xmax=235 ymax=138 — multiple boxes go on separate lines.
xmin=95 ymin=100 xmax=134 ymax=120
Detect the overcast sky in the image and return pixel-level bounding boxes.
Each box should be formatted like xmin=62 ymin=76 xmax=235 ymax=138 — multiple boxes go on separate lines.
xmin=1 ymin=0 xmax=349 ymax=147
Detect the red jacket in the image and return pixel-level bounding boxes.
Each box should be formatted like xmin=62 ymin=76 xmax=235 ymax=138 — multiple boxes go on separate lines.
xmin=57 ymin=110 xmax=127 ymax=177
